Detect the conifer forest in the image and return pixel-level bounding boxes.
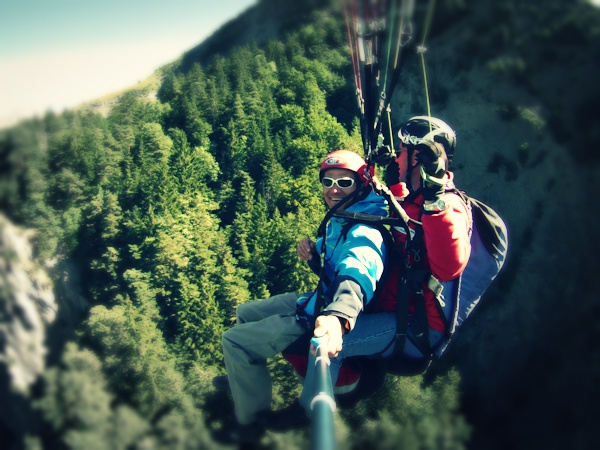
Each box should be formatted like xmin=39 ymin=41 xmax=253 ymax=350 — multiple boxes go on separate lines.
xmin=1 ymin=1 xmax=599 ymax=449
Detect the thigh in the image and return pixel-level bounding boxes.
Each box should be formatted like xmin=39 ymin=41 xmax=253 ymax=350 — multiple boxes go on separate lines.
xmin=236 ymin=292 xmax=300 ymax=324
xmin=225 ymin=312 xmax=308 ymax=361
xmin=336 ymin=312 xmax=397 ymax=360
xmin=300 ymin=314 xmax=396 ymax=410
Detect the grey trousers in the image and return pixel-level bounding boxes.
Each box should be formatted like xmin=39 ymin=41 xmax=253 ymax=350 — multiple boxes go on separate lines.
xmin=222 ymin=292 xmax=308 ymax=424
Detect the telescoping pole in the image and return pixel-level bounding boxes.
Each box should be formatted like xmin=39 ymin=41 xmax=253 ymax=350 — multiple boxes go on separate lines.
xmin=310 ymin=336 xmax=337 ymax=450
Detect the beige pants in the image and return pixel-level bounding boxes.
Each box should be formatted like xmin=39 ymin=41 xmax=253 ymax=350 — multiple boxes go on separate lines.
xmin=222 ymin=292 xmax=308 ymax=424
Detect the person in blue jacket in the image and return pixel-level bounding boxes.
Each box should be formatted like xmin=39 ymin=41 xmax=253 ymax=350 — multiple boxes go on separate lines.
xmin=212 ymin=149 xmax=396 ymax=445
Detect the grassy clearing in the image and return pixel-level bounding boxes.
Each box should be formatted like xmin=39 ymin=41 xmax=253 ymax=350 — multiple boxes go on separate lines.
xmin=77 ymin=70 xmax=163 ymax=117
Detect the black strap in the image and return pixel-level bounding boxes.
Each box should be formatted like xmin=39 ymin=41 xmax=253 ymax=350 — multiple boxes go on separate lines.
xmin=398 ymin=211 xmax=431 ymax=357
xmin=316 ymin=186 xmax=364 ymax=238
xmin=407 ymin=270 xmax=431 ymax=357
xmin=393 ymin=267 xmax=409 ymax=352
xmin=312 ymin=186 xmax=368 ymax=315
xmin=312 ymin=273 xmax=329 ymax=317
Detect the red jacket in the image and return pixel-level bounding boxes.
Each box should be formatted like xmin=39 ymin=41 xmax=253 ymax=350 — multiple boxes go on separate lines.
xmin=379 ymin=179 xmax=471 ymax=332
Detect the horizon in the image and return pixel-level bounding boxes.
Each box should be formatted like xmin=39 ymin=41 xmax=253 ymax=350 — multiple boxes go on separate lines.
xmin=0 ymin=0 xmax=257 ymax=130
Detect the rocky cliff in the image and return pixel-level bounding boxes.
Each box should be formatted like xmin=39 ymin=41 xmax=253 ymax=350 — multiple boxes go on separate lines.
xmin=0 ymin=214 xmax=89 ymax=444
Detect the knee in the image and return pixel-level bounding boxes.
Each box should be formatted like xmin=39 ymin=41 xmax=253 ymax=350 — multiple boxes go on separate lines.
xmin=222 ymin=327 xmax=238 ymax=354
xmin=236 ymin=302 xmax=252 ymax=324
xmin=222 ymin=325 xmax=251 ymax=353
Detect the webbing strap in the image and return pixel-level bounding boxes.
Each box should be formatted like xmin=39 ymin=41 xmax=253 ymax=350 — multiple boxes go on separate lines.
xmin=399 ymin=213 xmax=432 ymax=357
xmin=394 ymin=269 xmax=409 ymax=351
xmin=344 ymin=0 xmax=415 ymax=164
xmin=408 ymin=276 xmax=431 ymax=356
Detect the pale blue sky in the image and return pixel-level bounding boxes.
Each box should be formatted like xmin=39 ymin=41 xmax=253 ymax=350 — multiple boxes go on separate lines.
xmin=0 ymin=0 xmax=257 ymax=128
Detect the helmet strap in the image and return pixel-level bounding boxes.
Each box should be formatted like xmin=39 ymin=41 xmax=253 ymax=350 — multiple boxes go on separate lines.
xmin=406 ymin=147 xmax=420 ymax=193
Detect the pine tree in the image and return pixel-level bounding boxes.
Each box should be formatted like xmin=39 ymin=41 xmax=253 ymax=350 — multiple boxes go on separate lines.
xmin=227 ymin=172 xmax=272 ymax=300
xmin=168 ymin=127 xmax=218 ymax=198
xmin=342 ymin=371 xmax=472 ymax=450
xmin=137 ymin=123 xmax=173 ymax=207
xmin=81 ymin=187 xmax=124 ymax=303
xmin=151 ymin=192 xmax=231 ymax=363
xmin=33 ymin=342 xmax=150 ymax=450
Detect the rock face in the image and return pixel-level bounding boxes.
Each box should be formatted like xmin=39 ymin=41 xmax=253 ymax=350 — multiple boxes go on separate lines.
xmin=397 ymin=53 xmax=599 ymax=450
xmin=0 ymin=214 xmax=57 ymax=394
xmin=0 ymin=214 xmax=89 ymax=445
xmin=0 ymin=214 xmax=57 ymax=443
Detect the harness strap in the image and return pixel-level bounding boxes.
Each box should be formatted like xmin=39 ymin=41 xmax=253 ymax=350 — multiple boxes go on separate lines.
xmin=393 ymin=267 xmax=409 ymax=352
xmin=407 ymin=269 xmax=432 ymax=357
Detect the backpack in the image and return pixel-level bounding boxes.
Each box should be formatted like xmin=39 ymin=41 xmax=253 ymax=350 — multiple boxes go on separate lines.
xmin=431 ymin=188 xmax=508 ymax=356
xmin=336 ymin=186 xmax=508 ymax=374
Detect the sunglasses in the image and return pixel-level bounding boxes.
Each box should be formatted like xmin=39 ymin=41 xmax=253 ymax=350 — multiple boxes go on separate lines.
xmin=321 ymin=176 xmax=356 ymax=189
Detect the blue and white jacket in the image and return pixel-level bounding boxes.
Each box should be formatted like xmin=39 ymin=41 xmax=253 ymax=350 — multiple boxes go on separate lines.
xmin=298 ymin=190 xmax=388 ymax=331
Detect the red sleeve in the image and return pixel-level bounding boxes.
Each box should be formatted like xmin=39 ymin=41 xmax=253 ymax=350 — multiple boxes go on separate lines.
xmin=421 ymin=193 xmax=471 ymax=281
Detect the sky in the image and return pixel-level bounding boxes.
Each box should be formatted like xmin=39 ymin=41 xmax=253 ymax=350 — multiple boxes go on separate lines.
xmin=2 ymin=0 xmax=599 ymax=130
xmin=0 ymin=0 xmax=257 ymax=129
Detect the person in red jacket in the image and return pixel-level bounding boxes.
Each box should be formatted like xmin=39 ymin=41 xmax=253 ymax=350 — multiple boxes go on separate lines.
xmin=384 ymin=115 xmax=471 ymax=359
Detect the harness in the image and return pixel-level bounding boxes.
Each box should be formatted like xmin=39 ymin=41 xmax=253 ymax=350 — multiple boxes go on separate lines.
xmin=333 ymin=202 xmax=449 ymax=361
xmin=331 ymin=186 xmax=479 ymax=363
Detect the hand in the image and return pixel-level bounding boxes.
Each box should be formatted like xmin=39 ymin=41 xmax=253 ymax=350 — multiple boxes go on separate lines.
xmin=414 ymin=140 xmax=448 ymax=201
xmin=310 ymin=315 xmax=344 ymax=358
xmin=414 ymin=140 xmax=447 ymax=181
xmin=374 ymin=145 xmax=394 ymax=166
xmin=297 ymin=237 xmax=316 ymax=261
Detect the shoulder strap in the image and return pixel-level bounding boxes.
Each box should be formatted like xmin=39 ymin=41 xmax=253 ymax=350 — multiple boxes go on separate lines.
xmin=450 ymin=189 xmax=507 ymax=258
xmin=404 ymin=216 xmax=433 ymax=356
xmin=334 ymin=212 xmax=400 ymax=308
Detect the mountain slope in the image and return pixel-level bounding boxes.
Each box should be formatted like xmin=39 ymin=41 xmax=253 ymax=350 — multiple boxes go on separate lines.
xmin=179 ymin=0 xmax=338 ymax=71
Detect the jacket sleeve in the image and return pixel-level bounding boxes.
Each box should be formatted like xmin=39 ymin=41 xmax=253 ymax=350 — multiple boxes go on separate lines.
xmin=321 ymin=225 xmax=386 ymax=331
xmin=422 ymin=192 xmax=471 ymax=281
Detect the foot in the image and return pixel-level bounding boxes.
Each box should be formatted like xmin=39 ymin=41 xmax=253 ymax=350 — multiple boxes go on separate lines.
xmin=211 ymin=419 xmax=265 ymax=445
xmin=212 ymin=375 xmax=231 ymax=393
xmin=257 ymin=400 xmax=311 ymax=432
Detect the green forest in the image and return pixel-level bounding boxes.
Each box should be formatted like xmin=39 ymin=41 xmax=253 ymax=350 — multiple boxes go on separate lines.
xmin=3 ymin=0 xmax=600 ymax=449
xmin=0 ymin=10 xmax=470 ymax=450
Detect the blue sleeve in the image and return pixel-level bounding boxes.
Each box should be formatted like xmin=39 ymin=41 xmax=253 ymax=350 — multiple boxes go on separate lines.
xmin=322 ymin=225 xmax=386 ymax=330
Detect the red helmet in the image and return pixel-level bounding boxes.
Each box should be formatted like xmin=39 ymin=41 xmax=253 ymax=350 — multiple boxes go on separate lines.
xmin=320 ymin=150 xmax=369 ymax=182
